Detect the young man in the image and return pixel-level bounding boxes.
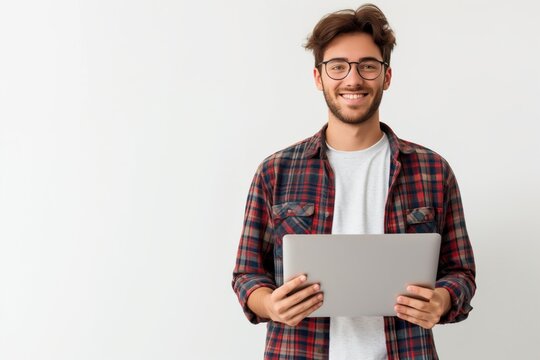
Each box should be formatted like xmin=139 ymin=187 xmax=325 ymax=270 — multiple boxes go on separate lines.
xmin=232 ymin=4 xmax=475 ymax=359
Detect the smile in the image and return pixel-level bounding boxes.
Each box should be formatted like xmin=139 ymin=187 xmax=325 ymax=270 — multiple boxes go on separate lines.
xmin=340 ymin=93 xmax=368 ymax=99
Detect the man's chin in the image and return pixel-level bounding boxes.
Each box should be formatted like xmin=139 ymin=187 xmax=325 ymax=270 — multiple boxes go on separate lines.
xmin=334 ymin=112 xmax=371 ymax=125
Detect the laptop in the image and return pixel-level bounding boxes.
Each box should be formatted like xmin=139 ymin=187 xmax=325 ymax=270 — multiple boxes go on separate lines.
xmin=282 ymin=233 xmax=441 ymax=317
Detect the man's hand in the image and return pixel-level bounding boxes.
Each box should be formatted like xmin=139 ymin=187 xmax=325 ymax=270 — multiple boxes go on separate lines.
xmin=248 ymin=275 xmax=323 ymax=326
xmin=394 ymin=286 xmax=451 ymax=329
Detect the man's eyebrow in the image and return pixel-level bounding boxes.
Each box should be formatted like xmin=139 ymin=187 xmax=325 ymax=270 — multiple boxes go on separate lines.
xmin=358 ymin=56 xmax=382 ymax=62
xmin=324 ymin=56 xmax=382 ymax=62
xmin=324 ymin=57 xmax=348 ymax=62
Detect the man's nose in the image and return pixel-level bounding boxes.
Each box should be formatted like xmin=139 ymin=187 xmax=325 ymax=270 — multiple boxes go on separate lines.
xmin=343 ymin=63 xmax=364 ymax=85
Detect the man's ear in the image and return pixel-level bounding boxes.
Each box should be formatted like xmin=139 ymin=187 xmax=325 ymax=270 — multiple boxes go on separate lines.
xmin=314 ymin=67 xmax=323 ymax=91
xmin=383 ymin=66 xmax=392 ymax=90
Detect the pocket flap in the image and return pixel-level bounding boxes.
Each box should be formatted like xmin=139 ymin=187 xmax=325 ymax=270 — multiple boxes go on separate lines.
xmin=406 ymin=207 xmax=435 ymax=224
xmin=272 ymin=202 xmax=314 ymax=219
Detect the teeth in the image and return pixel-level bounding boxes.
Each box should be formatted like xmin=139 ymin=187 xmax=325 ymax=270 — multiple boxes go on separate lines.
xmin=341 ymin=93 xmax=366 ymax=99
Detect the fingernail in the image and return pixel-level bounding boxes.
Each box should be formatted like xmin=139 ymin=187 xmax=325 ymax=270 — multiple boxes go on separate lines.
xmin=300 ymin=275 xmax=306 ymax=282
xmin=317 ymin=294 xmax=323 ymax=300
xmin=313 ymin=284 xmax=320 ymax=290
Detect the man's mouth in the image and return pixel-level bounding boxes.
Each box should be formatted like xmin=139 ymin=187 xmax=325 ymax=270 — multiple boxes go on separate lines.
xmin=339 ymin=92 xmax=369 ymax=100
xmin=341 ymin=93 xmax=367 ymax=99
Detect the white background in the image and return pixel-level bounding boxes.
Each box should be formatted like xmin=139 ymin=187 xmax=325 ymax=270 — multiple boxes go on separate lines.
xmin=1 ymin=0 xmax=539 ymax=359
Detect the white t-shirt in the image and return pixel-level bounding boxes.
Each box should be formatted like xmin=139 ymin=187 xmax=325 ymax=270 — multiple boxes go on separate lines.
xmin=326 ymin=133 xmax=391 ymax=360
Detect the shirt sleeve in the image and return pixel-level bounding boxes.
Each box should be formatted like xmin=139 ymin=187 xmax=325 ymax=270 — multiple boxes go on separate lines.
xmin=232 ymin=163 xmax=277 ymax=324
xmin=435 ymin=167 xmax=476 ymax=324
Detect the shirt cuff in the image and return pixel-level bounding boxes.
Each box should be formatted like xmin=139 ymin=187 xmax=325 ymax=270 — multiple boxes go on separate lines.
xmin=436 ymin=278 xmax=473 ymax=324
xmin=233 ymin=274 xmax=277 ymax=324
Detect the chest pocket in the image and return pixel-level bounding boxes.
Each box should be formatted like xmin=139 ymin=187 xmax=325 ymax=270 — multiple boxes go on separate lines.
xmin=272 ymin=202 xmax=315 ymax=239
xmin=405 ymin=206 xmax=438 ymax=233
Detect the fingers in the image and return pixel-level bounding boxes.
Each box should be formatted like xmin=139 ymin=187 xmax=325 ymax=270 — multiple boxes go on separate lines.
xmin=395 ymin=310 xmax=436 ymax=329
xmin=394 ymin=301 xmax=436 ymax=321
xmin=396 ymin=295 xmax=433 ymax=313
xmin=270 ymin=283 xmax=322 ymax=322
xmin=406 ymin=285 xmax=434 ymax=301
xmin=276 ymin=292 xmax=324 ymax=326
xmin=394 ymin=299 xmax=441 ymax=329
xmin=395 ymin=288 xmax=444 ymax=329
xmin=282 ymin=286 xmax=323 ymax=313
xmin=286 ymin=295 xmax=324 ymax=326
xmin=280 ymin=283 xmax=321 ymax=310
xmin=267 ymin=275 xmax=324 ymax=326
xmin=272 ymin=274 xmax=307 ymax=300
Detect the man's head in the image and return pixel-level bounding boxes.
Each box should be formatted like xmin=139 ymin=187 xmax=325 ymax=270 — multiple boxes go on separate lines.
xmin=305 ymin=4 xmax=396 ymax=125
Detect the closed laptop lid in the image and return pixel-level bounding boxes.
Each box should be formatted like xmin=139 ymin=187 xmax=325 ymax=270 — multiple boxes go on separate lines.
xmin=282 ymin=233 xmax=441 ymax=317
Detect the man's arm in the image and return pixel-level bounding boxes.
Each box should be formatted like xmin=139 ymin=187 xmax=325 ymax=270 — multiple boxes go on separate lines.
xmin=232 ymin=164 xmax=277 ymax=324
xmin=434 ymin=167 xmax=476 ymax=323
xmin=395 ymin=164 xmax=476 ymax=328
xmin=232 ymin=164 xmax=325 ymax=325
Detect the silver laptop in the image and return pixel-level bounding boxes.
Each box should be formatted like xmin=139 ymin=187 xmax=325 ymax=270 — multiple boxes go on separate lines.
xmin=282 ymin=233 xmax=441 ymax=317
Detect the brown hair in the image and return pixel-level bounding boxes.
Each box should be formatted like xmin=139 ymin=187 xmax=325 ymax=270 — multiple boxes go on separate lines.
xmin=304 ymin=4 xmax=396 ymax=67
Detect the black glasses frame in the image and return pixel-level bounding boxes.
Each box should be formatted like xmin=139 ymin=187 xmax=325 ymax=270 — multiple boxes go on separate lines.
xmin=317 ymin=59 xmax=389 ymax=80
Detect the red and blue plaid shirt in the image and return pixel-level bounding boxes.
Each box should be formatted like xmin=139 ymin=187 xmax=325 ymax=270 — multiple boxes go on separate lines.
xmin=232 ymin=123 xmax=476 ymax=359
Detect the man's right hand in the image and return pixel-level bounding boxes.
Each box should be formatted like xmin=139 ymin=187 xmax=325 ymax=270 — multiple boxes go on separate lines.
xmin=248 ymin=275 xmax=324 ymax=326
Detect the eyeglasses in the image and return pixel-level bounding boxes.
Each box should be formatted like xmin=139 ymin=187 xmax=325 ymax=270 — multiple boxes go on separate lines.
xmin=318 ymin=58 xmax=388 ymax=80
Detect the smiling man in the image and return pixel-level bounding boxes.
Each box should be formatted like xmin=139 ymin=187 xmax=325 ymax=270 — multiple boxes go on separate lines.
xmin=232 ymin=4 xmax=476 ymax=359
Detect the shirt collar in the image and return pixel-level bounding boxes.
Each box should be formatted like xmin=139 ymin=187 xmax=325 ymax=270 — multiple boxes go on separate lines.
xmin=305 ymin=122 xmax=415 ymax=160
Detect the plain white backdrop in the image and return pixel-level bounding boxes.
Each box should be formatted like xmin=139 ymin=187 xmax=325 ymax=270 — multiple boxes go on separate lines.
xmin=1 ymin=0 xmax=539 ymax=359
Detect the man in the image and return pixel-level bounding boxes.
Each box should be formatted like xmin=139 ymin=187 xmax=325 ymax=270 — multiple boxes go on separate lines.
xmin=232 ymin=4 xmax=475 ymax=359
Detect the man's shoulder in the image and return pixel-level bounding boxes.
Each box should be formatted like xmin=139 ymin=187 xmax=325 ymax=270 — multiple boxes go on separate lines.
xmin=382 ymin=122 xmax=449 ymax=166
xmin=400 ymin=138 xmax=441 ymax=157
xmin=261 ymin=134 xmax=316 ymax=167
xmin=397 ymin=137 xmax=454 ymax=176
xmin=253 ymin=132 xmax=318 ymax=184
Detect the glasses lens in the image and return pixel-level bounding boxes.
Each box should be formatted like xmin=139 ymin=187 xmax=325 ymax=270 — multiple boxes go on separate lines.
xmin=325 ymin=60 xmax=350 ymax=80
xmin=358 ymin=60 xmax=383 ymax=80
xmin=325 ymin=60 xmax=384 ymax=80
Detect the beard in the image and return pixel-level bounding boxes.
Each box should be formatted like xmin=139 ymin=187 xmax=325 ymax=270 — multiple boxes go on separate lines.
xmin=322 ymin=84 xmax=384 ymax=125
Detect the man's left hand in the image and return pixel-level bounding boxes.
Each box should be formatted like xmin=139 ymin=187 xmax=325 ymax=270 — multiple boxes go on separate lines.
xmin=394 ymin=286 xmax=451 ymax=329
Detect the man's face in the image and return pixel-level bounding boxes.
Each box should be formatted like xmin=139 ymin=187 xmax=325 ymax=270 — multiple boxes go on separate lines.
xmin=314 ymin=32 xmax=392 ymax=125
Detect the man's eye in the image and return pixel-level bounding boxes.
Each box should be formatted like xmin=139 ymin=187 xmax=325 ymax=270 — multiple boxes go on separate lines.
xmin=360 ymin=63 xmax=378 ymax=71
xmin=331 ymin=65 xmax=346 ymax=71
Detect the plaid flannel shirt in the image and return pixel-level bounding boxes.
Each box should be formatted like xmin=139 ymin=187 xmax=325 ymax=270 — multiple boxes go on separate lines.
xmin=232 ymin=123 xmax=476 ymax=359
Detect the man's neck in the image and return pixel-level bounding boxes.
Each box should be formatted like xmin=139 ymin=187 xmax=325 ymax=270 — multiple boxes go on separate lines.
xmin=325 ymin=115 xmax=383 ymax=151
